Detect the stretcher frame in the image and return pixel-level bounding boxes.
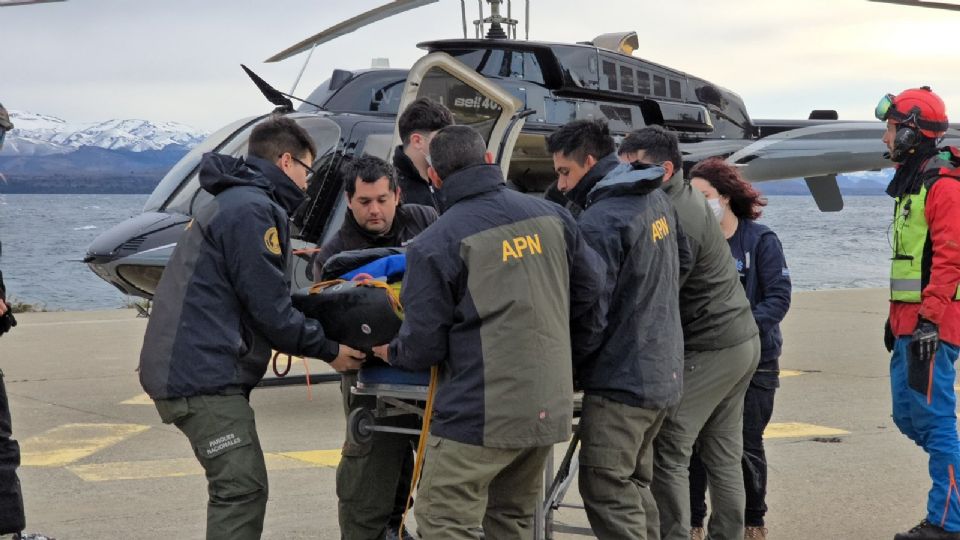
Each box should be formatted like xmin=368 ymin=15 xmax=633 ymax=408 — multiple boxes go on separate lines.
xmin=347 ymin=382 xmax=592 ymax=539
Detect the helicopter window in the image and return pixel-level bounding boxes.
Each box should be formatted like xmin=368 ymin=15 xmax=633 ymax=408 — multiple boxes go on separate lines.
xmin=636 ymin=70 xmax=651 ymax=95
xmin=444 ymin=49 xmax=545 ymax=85
xmin=417 ymin=66 xmax=503 ymax=143
xmin=601 ymin=60 xmax=618 ymax=92
xmin=322 ymin=70 xmax=408 ymax=115
xmin=669 ymin=80 xmax=682 ymax=99
xmin=620 ymin=66 xmax=635 ymax=94
xmin=552 ymin=46 xmax=599 ymax=89
xmin=162 ymin=116 xmax=342 ymax=218
xmin=599 ymin=104 xmax=634 ymax=132
xmin=653 ymin=75 xmax=667 ymax=97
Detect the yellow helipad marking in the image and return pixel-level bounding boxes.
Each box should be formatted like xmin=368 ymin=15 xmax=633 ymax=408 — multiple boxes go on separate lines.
xmin=279 ymin=449 xmax=342 ymax=467
xmin=121 ymin=393 xmax=154 ymax=405
xmin=764 ymin=422 xmax=848 ymax=439
xmin=20 ymin=423 xmax=150 ymax=467
xmin=67 ymin=452 xmax=322 ymax=482
xmin=779 ymin=370 xmax=805 ymax=378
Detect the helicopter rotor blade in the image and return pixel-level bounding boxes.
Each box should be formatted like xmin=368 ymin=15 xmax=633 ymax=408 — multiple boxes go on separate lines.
xmin=868 ymin=0 xmax=960 ymax=12
xmin=265 ymin=0 xmax=439 ymax=63
xmin=241 ymin=64 xmax=294 ymax=111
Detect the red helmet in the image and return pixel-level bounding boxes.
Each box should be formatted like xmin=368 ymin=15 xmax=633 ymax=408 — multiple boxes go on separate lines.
xmin=877 ymin=87 xmax=949 ymax=138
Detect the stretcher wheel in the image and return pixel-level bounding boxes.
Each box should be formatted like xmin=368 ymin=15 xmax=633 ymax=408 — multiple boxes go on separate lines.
xmin=346 ymin=407 xmax=375 ymax=446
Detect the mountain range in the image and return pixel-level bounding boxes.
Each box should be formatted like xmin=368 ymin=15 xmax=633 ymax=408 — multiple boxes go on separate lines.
xmin=0 ymin=111 xmax=207 ymax=194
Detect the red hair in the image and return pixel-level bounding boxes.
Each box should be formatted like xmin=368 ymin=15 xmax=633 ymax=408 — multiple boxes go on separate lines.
xmin=689 ymin=157 xmax=766 ymax=220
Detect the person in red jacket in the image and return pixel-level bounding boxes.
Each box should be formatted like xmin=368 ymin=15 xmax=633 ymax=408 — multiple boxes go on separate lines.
xmin=877 ymin=87 xmax=960 ymax=540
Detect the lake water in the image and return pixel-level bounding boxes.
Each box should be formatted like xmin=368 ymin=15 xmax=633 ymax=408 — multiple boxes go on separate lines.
xmin=0 ymin=194 xmax=894 ymax=311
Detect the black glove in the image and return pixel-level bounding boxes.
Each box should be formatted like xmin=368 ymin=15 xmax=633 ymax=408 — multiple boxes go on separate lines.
xmin=884 ymin=318 xmax=895 ymax=352
xmin=911 ymin=318 xmax=939 ymax=364
xmin=0 ymin=310 xmax=16 ymax=337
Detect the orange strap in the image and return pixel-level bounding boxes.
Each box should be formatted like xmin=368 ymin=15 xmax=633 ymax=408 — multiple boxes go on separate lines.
xmin=399 ymin=366 xmax=439 ymax=537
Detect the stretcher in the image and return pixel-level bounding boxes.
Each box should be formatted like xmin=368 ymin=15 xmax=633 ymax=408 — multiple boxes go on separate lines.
xmin=345 ymin=366 xmax=592 ymax=539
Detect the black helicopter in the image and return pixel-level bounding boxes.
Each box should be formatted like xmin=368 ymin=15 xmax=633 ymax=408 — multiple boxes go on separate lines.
xmin=85 ymin=0 xmax=960 ymax=300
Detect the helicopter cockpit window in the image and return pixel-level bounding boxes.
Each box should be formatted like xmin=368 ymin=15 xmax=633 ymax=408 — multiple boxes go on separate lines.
xmin=143 ymin=116 xmax=257 ymax=213
xmin=162 ymin=116 xmax=342 ymax=218
xmin=321 ymin=70 xmax=407 ymax=115
xmin=417 ymin=66 xmax=503 ymax=143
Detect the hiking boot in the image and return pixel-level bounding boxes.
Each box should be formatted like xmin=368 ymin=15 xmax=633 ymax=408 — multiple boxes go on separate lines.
xmin=894 ymin=520 xmax=960 ymax=539
xmin=745 ymin=526 xmax=768 ymax=539
xmin=690 ymin=526 xmax=705 ymax=540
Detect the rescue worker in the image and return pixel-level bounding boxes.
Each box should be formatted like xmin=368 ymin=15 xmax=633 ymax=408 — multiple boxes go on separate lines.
xmin=547 ymin=119 xmax=689 ymax=540
xmin=875 ymin=87 xmax=960 ymax=540
xmin=320 ymin=154 xmax=437 ymax=540
xmin=619 ymin=126 xmax=760 ymax=540
xmin=138 ymin=115 xmax=366 ymax=540
xmin=392 ymin=97 xmax=454 ymax=208
xmin=373 ymin=125 xmax=607 ymax=539
xmin=0 ymin=104 xmax=54 ymax=540
xmin=687 ymin=158 xmax=792 ymax=540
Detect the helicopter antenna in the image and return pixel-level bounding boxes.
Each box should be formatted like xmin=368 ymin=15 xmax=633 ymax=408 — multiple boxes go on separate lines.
xmin=241 ymin=65 xmax=324 ymax=113
xmin=476 ymin=0 xmax=484 ymax=38
xmin=525 ymin=0 xmax=530 ymax=40
xmin=460 ymin=0 xmax=468 ymax=38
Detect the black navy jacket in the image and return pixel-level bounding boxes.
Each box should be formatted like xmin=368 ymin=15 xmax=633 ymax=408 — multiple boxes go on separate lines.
xmin=139 ymin=153 xmax=340 ymax=400
xmin=566 ymin=156 xmax=691 ymax=409
xmin=388 ymin=164 xmax=607 ymax=448
xmin=728 ymin=219 xmax=791 ymax=383
xmin=393 ymin=146 xmax=438 ymax=209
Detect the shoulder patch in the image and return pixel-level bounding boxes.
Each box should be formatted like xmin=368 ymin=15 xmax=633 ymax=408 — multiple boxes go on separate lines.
xmin=264 ymin=227 xmax=281 ymax=255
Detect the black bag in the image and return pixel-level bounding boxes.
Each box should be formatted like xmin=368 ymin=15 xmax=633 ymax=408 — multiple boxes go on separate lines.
xmin=292 ymin=279 xmax=402 ymax=354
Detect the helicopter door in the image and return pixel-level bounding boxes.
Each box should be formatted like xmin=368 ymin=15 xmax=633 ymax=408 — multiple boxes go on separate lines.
xmin=391 ymin=52 xmax=525 ymax=177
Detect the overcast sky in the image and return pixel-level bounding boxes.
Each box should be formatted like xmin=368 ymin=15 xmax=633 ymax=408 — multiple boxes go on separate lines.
xmin=2 ymin=0 xmax=959 ymax=132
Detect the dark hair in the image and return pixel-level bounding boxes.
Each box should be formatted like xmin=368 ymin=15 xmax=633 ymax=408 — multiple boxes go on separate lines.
xmin=545 ymin=119 xmax=615 ymax=165
xmin=619 ymin=126 xmax=682 ymax=173
xmin=343 ymin=154 xmax=398 ymax=198
xmin=248 ymin=115 xmax=317 ymax=163
xmin=429 ymin=125 xmax=486 ymax=179
xmin=398 ymin=97 xmax=454 ymax=146
xmin=689 ymin=157 xmax=766 ymax=220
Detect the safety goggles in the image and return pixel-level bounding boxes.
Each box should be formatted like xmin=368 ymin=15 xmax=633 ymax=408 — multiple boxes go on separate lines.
xmin=875 ymin=94 xmax=897 ymax=122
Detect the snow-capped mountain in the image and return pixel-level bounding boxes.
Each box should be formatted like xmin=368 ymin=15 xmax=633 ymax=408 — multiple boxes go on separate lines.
xmin=1 ymin=111 xmax=208 ymax=156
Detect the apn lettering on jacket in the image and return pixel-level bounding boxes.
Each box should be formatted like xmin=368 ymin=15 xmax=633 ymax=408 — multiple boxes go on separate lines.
xmin=651 ymin=215 xmax=671 ymax=242
xmin=502 ymin=233 xmax=543 ymax=262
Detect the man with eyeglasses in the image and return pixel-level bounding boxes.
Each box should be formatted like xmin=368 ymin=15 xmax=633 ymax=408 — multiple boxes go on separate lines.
xmin=139 ymin=115 xmax=366 ymax=540
xmin=875 ymin=87 xmax=960 ymax=540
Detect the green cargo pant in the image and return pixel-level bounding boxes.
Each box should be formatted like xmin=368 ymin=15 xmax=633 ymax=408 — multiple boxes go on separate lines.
xmin=155 ymin=393 xmax=268 ymax=540
xmin=577 ymin=394 xmax=666 ymax=540
xmin=337 ymin=372 xmax=419 ymax=540
xmin=415 ymin=435 xmax=551 ymax=540
xmin=652 ymin=336 xmax=760 ymax=540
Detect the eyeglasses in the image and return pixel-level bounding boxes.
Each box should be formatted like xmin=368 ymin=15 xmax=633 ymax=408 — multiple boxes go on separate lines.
xmin=291 ymin=155 xmax=316 ymax=177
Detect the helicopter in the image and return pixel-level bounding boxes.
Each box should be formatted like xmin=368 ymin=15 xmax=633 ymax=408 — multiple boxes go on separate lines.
xmin=84 ymin=0 xmax=960 ymax=301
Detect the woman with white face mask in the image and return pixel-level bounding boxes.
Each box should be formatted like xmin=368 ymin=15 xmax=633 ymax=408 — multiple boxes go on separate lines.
xmin=686 ymin=158 xmax=793 ymax=540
